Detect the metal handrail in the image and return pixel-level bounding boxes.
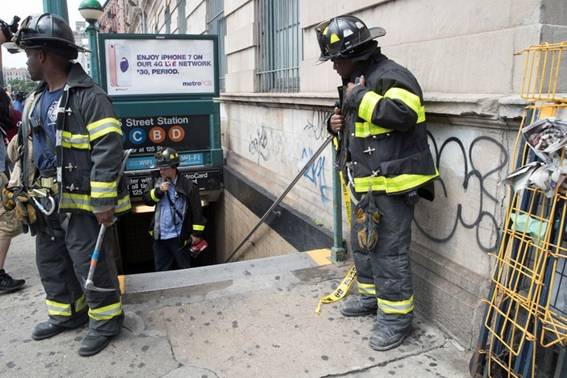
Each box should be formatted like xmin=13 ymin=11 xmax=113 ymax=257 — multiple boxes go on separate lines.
xmin=225 ymin=135 xmax=333 ymax=262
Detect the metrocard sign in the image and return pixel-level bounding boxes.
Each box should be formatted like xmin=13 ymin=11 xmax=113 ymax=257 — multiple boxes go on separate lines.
xmin=102 ymin=36 xmax=216 ymax=96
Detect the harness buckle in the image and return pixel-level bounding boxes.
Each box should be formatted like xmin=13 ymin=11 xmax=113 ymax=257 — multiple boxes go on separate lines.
xmin=38 ymin=177 xmax=59 ymax=193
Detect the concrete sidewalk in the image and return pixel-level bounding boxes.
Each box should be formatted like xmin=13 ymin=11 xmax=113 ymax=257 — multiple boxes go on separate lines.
xmin=0 ymin=234 xmax=470 ymax=377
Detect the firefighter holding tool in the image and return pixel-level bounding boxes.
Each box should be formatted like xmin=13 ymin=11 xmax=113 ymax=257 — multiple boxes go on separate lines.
xmin=317 ymin=15 xmax=438 ymax=351
xmin=2 ymin=13 xmax=130 ymax=356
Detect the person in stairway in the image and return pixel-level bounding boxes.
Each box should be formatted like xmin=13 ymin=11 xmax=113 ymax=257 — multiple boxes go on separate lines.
xmin=143 ymin=147 xmax=207 ymax=272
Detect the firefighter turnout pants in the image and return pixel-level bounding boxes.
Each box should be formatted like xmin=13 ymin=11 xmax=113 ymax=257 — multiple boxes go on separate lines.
xmin=36 ymin=212 xmax=123 ymax=336
xmin=351 ymin=191 xmax=415 ymax=324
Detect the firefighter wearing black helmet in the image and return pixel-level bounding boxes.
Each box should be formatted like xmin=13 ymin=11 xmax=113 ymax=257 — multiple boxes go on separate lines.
xmin=7 ymin=13 xmax=130 ymax=356
xmin=317 ymin=15 xmax=439 ymax=351
xmin=143 ymin=147 xmax=206 ymax=271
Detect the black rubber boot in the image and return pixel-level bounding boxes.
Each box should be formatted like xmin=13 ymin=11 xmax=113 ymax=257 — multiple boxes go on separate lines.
xmin=32 ymin=321 xmax=66 ymax=341
xmin=340 ymin=295 xmax=377 ymax=317
xmin=0 ymin=269 xmax=25 ymax=294
xmin=369 ymin=313 xmax=413 ymax=351
xmin=78 ymin=333 xmax=114 ymax=357
xmin=32 ymin=313 xmax=88 ymax=341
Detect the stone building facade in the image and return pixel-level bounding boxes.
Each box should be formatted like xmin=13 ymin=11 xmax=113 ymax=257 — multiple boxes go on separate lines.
xmin=100 ymin=0 xmax=128 ymax=33
xmin=98 ymin=0 xmax=567 ymax=347
xmin=2 ymin=67 xmax=30 ymax=83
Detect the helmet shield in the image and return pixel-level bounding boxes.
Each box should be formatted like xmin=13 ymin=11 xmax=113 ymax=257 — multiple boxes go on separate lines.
xmin=154 ymin=148 xmax=180 ymax=168
xmin=316 ymin=15 xmax=385 ymax=62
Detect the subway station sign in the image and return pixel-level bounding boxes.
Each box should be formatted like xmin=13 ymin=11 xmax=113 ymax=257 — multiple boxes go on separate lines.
xmin=102 ymin=36 xmax=217 ymax=97
xmin=121 ymin=114 xmax=210 ymax=153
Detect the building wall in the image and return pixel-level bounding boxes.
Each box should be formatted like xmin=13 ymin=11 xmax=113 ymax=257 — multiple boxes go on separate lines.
xmin=215 ymin=190 xmax=296 ymax=262
xmin=2 ymin=67 xmax=30 ymax=83
xmin=121 ymin=0 xmax=208 ymax=35
xmin=100 ymin=0 xmax=128 ymax=33
xmin=217 ymin=0 xmax=567 ymax=348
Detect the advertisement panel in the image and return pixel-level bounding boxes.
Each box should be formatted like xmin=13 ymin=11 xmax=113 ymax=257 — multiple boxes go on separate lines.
xmin=103 ymin=37 xmax=216 ymax=96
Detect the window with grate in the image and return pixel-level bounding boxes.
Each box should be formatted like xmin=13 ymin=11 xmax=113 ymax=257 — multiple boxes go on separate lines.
xmin=206 ymin=0 xmax=227 ymax=92
xmin=256 ymin=0 xmax=301 ymax=92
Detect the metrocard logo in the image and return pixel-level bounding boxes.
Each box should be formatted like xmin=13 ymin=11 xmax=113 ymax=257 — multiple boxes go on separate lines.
xmin=128 ymin=125 xmax=186 ymax=145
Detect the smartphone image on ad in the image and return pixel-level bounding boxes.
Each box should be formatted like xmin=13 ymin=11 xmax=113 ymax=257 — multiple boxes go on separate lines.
xmin=107 ymin=43 xmax=117 ymax=87
xmin=115 ymin=44 xmax=132 ymax=87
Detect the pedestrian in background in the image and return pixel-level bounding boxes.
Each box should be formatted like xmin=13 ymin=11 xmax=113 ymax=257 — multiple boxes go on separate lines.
xmin=0 ymin=88 xmax=25 ymax=293
xmin=317 ymin=15 xmax=438 ymax=351
xmin=143 ymin=147 xmax=207 ymax=272
xmin=11 ymin=92 xmax=24 ymax=113
xmin=0 ymin=88 xmax=20 ymax=144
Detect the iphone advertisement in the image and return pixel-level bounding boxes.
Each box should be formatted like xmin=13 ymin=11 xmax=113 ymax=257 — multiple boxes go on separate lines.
xmin=104 ymin=38 xmax=216 ymax=96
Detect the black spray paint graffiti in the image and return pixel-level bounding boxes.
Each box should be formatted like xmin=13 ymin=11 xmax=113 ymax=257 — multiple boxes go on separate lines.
xmin=248 ymin=125 xmax=284 ymax=163
xmin=304 ymin=111 xmax=330 ymax=141
xmin=301 ymin=147 xmax=331 ymax=205
xmin=414 ymin=133 xmax=508 ymax=253
xmin=248 ymin=125 xmax=269 ymax=162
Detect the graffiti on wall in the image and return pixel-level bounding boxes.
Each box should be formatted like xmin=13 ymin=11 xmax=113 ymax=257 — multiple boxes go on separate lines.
xmin=248 ymin=125 xmax=269 ymax=161
xmin=301 ymin=147 xmax=331 ymax=205
xmin=304 ymin=111 xmax=329 ymax=141
xmin=248 ymin=125 xmax=284 ymax=163
xmin=300 ymin=110 xmax=333 ymax=205
xmin=414 ymin=133 xmax=509 ymax=253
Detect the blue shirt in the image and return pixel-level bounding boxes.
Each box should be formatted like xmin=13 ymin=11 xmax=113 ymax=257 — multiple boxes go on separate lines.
xmin=11 ymin=100 xmax=23 ymax=113
xmin=31 ymin=88 xmax=63 ymax=172
xmin=159 ymin=177 xmax=186 ymax=240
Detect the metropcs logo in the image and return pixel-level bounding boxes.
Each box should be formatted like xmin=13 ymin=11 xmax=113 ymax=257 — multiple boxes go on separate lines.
xmin=124 ymin=116 xmax=188 ymax=145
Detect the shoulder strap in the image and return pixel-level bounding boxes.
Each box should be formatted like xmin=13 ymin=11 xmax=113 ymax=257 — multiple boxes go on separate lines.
xmin=55 ymin=85 xmax=71 ymax=184
xmin=19 ymin=92 xmax=42 ymax=188
xmin=165 ymin=190 xmax=184 ymax=225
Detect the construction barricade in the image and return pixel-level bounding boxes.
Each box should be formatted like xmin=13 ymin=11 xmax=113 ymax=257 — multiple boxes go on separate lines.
xmin=472 ymin=41 xmax=567 ymax=378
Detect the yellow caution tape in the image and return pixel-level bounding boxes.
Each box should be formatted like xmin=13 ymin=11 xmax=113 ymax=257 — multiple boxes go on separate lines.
xmin=315 ymin=265 xmax=357 ymax=314
xmin=339 ymin=171 xmax=351 ymax=225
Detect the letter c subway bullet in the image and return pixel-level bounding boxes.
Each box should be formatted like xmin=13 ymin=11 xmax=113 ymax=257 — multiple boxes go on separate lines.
xmin=129 ymin=127 xmax=146 ymax=145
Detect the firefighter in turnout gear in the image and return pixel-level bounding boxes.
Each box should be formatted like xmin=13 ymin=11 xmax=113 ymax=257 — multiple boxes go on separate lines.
xmin=317 ymin=15 xmax=438 ymax=351
xmin=9 ymin=13 xmax=130 ymax=356
xmin=143 ymin=147 xmax=206 ymax=271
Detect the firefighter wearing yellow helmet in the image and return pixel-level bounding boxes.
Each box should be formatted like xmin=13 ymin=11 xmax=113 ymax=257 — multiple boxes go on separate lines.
xmin=317 ymin=15 xmax=439 ymax=351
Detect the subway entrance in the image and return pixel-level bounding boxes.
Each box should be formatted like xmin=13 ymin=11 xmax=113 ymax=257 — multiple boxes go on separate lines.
xmin=115 ymin=201 xmax=219 ymax=275
xmin=96 ymin=33 xmax=223 ymax=276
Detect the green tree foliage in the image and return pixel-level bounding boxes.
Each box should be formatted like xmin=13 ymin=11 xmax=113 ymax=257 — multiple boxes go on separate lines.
xmin=7 ymin=78 xmax=37 ymax=96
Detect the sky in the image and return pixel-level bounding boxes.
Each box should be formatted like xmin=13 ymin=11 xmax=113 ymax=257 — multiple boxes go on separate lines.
xmin=1 ymin=0 xmax=85 ymax=68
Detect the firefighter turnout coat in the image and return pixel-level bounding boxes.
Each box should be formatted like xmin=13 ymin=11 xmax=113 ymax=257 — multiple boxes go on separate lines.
xmin=16 ymin=63 xmax=126 ymax=335
xmin=143 ymin=173 xmax=205 ymax=244
xmin=338 ymin=49 xmax=439 ymax=199
xmin=20 ymin=63 xmax=130 ymax=214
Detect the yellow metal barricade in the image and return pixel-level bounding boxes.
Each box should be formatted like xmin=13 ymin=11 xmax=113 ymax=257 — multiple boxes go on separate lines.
xmin=480 ymin=40 xmax=567 ymax=377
